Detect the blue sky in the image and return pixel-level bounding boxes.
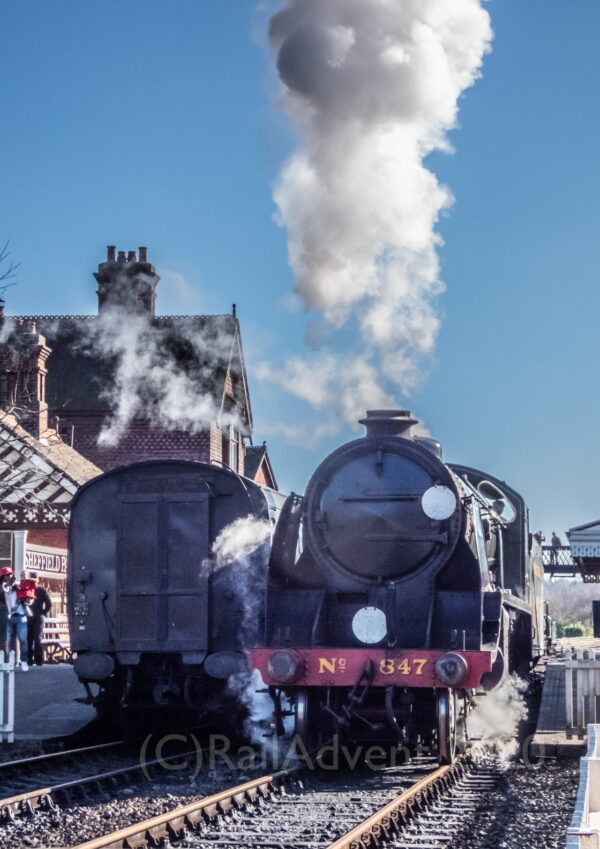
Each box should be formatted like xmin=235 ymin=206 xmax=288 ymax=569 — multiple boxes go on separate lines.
xmin=1 ymin=1 xmax=599 ymax=537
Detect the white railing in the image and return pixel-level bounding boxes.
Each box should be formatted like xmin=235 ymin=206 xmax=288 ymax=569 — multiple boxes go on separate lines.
xmin=566 ymin=650 xmax=600 ymax=739
xmin=0 ymin=651 xmax=15 ymax=743
xmin=567 ymin=724 xmax=600 ymax=848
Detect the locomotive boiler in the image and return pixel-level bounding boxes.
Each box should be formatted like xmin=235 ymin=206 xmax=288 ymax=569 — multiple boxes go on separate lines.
xmin=251 ymin=410 xmax=545 ymax=763
xmin=68 ymin=460 xmax=283 ymax=730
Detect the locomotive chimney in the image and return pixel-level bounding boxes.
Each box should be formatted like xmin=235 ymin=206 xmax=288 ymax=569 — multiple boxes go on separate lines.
xmin=359 ymin=409 xmax=418 ymax=439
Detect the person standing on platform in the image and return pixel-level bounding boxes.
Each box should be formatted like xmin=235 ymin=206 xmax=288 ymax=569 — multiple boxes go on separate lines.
xmin=27 ymin=572 xmax=51 ymax=666
xmin=0 ymin=567 xmax=12 ymax=656
xmin=2 ymin=567 xmax=30 ymax=670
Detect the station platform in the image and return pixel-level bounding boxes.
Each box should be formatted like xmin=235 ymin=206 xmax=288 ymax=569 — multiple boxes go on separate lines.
xmin=6 ymin=663 xmax=95 ymax=742
xmin=531 ymin=637 xmax=600 ymax=759
xmin=556 ymin=636 xmax=600 ymax=654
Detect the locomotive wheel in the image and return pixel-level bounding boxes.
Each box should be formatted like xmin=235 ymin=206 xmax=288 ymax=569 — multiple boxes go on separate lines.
xmin=437 ymin=689 xmax=456 ymax=764
xmin=293 ymin=688 xmax=329 ymax=754
xmin=295 ymin=688 xmax=310 ymax=741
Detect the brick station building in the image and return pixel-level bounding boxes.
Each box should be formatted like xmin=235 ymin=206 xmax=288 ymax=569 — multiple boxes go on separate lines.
xmin=0 ymin=246 xmax=277 ymax=610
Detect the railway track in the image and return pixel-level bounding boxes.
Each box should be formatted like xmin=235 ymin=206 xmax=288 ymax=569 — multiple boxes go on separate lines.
xmin=0 ymin=738 xmax=203 ymax=823
xmin=64 ymin=750 xmax=504 ymax=849
xmin=0 ymin=741 xmax=126 ymax=800
xmin=330 ymin=756 xmax=503 ymax=849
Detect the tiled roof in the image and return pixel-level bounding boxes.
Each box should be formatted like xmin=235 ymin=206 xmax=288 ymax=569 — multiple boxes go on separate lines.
xmin=15 ymin=314 xmax=234 ymax=321
xmin=244 ymin=443 xmax=278 ymax=490
xmin=8 ymin=313 xmax=247 ymax=419
xmin=244 ymin=444 xmax=267 ymax=480
xmin=568 ymin=520 xmax=600 ymax=534
xmin=0 ymin=410 xmax=102 ymax=525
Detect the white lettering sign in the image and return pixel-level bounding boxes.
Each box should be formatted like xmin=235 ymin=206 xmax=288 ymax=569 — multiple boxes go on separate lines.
xmin=25 ymin=548 xmax=67 ymax=576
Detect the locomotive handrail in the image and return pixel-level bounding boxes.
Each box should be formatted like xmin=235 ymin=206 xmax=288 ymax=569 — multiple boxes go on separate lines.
xmin=364 ymin=532 xmax=448 ymax=542
xmin=458 ymin=476 xmax=508 ymax=528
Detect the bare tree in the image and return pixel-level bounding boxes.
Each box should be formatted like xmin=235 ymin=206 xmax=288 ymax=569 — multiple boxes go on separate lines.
xmin=0 ymin=241 xmax=20 ymax=299
xmin=545 ymin=579 xmax=600 ymax=632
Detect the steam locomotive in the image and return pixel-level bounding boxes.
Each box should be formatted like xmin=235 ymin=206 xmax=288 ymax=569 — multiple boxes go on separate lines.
xmin=68 ymin=460 xmax=283 ymax=729
xmin=251 ymin=410 xmax=545 ymax=763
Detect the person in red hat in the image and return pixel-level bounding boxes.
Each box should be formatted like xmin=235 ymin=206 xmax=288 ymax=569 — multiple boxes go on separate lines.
xmin=1 ymin=566 xmax=31 ymax=670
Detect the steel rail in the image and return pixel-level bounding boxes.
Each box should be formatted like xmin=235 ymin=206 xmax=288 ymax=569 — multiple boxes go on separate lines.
xmin=0 ymin=740 xmax=125 ymax=773
xmin=70 ymin=770 xmax=292 ymax=849
xmin=0 ymin=745 xmax=204 ymax=821
xmin=68 ymin=759 xmax=465 ymax=849
xmin=326 ymin=758 xmax=467 ymax=849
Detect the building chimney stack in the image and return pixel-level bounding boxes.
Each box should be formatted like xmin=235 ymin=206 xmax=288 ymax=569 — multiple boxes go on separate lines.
xmin=0 ymin=321 xmax=52 ymax=437
xmin=95 ymin=245 xmax=159 ymax=316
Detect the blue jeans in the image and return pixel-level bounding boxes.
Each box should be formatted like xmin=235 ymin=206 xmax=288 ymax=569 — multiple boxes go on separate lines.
xmin=7 ymin=615 xmax=28 ymax=664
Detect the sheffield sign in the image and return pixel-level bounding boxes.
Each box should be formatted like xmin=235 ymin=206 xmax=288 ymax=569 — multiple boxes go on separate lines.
xmin=25 ymin=546 xmax=67 ymax=578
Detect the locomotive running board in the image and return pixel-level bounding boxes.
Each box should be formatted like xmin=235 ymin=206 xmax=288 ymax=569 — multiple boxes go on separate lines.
xmin=500 ymin=591 xmax=533 ymax=614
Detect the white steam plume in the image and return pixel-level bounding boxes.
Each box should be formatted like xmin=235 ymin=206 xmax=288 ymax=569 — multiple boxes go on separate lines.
xmin=211 ymin=516 xmax=277 ymax=745
xmin=265 ymin=0 xmax=492 ymax=425
xmin=72 ymin=306 xmax=242 ymax=447
xmin=210 ymin=515 xmax=272 ymax=659
xmin=212 ymin=516 xmax=273 ymax=569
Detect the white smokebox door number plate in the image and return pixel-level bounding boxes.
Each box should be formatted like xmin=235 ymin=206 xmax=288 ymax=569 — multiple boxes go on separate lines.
xmin=421 ymin=485 xmax=456 ymax=520
xmin=352 ymin=607 xmax=387 ymax=644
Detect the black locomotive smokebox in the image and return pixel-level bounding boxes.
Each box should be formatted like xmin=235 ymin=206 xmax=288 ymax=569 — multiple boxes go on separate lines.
xmin=73 ymin=652 xmax=115 ymax=681
xmin=301 ymin=411 xmax=463 ymax=582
